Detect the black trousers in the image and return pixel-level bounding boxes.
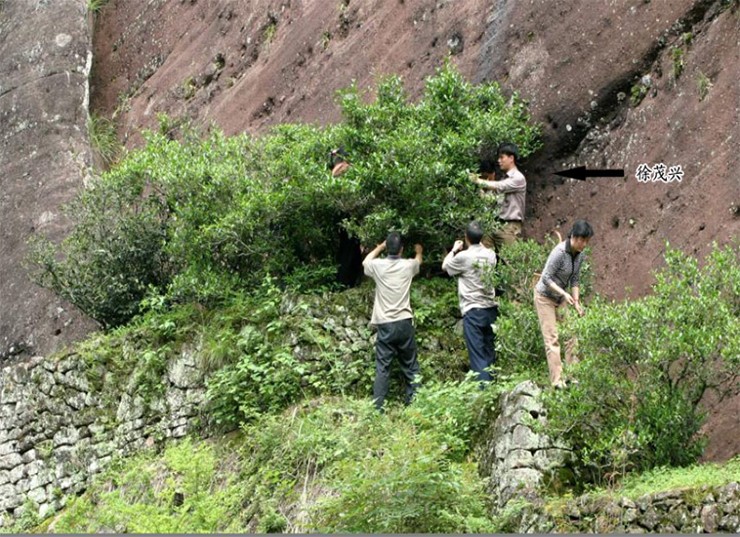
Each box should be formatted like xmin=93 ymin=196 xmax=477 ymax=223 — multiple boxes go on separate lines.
xmin=373 ymin=318 xmax=420 ymax=410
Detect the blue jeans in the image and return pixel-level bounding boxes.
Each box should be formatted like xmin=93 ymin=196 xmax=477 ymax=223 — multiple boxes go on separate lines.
xmin=463 ymin=306 xmax=497 ymax=382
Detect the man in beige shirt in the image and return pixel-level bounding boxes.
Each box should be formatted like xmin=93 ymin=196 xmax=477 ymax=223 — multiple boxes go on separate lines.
xmin=442 ymin=221 xmax=498 ymax=383
xmin=363 ymin=232 xmax=423 ymax=410
xmin=470 ymin=143 xmax=526 ymax=251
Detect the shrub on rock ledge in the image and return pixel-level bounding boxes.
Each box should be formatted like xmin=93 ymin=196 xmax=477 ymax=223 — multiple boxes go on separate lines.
xmin=28 ymin=63 xmax=540 ymax=328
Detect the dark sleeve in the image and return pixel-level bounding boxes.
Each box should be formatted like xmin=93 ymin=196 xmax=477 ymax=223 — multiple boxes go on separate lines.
xmin=540 ymin=246 xmax=564 ymax=288
xmin=571 ymin=254 xmax=583 ymax=287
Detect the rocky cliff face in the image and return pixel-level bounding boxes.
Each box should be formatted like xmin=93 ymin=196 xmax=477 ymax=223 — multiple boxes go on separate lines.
xmin=88 ymin=0 xmax=739 ymax=301
xmin=3 ymin=0 xmax=738 ymax=357
xmin=84 ymin=0 xmax=740 ymax=464
xmin=0 ymin=0 xmax=98 ymax=362
xmin=0 ymin=0 xmax=737 ymax=453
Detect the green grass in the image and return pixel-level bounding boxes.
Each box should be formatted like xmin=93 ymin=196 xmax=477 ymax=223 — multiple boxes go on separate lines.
xmin=549 ymin=456 xmax=740 ymax=507
xmin=88 ymin=0 xmax=110 ymax=13
xmin=42 ymin=437 xmax=245 ymax=533
xmin=263 ymin=19 xmax=277 ymax=43
xmin=671 ymin=46 xmax=685 ymax=79
xmin=38 ymin=395 xmax=738 ymax=533
xmin=542 ymin=456 xmax=740 ymax=531
xmin=87 ymin=113 xmax=120 ymax=167
xmin=616 ymin=456 xmax=740 ymax=499
xmin=36 ymin=386 xmax=499 ymax=533
xmin=697 ymin=71 xmax=713 ymax=101
xmin=630 ymin=83 xmax=648 ymax=107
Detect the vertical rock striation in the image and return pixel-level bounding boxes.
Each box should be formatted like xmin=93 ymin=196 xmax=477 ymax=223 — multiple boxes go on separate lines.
xmin=0 ymin=0 xmax=98 ymax=363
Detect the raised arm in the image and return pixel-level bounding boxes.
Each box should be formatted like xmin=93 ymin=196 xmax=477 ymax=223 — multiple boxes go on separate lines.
xmin=470 ymin=173 xmax=525 ymax=194
xmin=442 ymin=240 xmax=465 ymax=275
xmin=414 ymin=243 xmax=423 ymax=266
xmin=363 ymin=241 xmax=386 ymax=275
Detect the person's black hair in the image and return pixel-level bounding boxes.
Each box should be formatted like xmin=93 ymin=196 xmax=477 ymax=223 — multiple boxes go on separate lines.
xmin=497 ymin=142 xmax=520 ymax=164
xmin=465 ymin=221 xmax=485 ymax=245
xmin=478 ymin=158 xmax=497 ymax=175
xmin=476 ymin=144 xmax=498 ymax=175
xmin=386 ymin=231 xmax=403 ymax=255
xmin=328 ymin=147 xmax=348 ymax=169
xmin=569 ymin=219 xmax=594 ymax=239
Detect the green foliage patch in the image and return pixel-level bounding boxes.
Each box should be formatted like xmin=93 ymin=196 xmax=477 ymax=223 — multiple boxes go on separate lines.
xmin=28 ymin=64 xmax=540 ymax=328
xmin=545 ymin=242 xmax=740 ymax=486
xmin=38 ymin=382 xmax=501 ymax=533
xmin=87 ymin=113 xmax=121 ymax=168
xmin=615 ymin=456 xmax=740 ymax=500
xmin=203 ymin=276 xmax=468 ymax=428
xmin=241 ymin=383 xmax=499 ymax=533
xmin=25 ymin=236 xmax=739 ymax=533
xmin=44 ymin=438 xmax=244 ymax=533
xmin=88 ymin=0 xmax=111 ymax=13
xmin=542 ymin=456 xmax=740 ymax=528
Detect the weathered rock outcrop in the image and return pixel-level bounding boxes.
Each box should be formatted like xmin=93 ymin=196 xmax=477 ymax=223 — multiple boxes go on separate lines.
xmin=0 ymin=0 xmax=98 ymax=362
xmin=476 ymin=380 xmax=572 ymax=511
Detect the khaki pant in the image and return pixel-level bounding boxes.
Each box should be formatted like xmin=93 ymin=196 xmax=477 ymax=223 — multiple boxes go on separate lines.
xmin=534 ymin=290 xmax=578 ymax=386
xmin=488 ymin=221 xmax=522 ymax=251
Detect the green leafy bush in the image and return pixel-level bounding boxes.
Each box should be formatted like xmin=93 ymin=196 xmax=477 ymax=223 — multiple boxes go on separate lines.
xmin=545 ymin=243 xmax=740 ymax=485
xmin=48 ymin=438 xmax=243 ymax=533
xmin=28 ymin=64 xmax=540 ymax=327
xmin=234 ymin=386 xmax=497 ymax=533
xmin=27 ymin=173 xmax=172 ymax=328
xmin=335 ymin=64 xmax=541 ymax=248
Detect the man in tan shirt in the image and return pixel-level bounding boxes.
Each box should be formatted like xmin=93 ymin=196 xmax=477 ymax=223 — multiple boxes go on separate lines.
xmin=470 ymin=143 xmax=526 ymax=251
xmin=442 ymin=221 xmax=498 ymax=383
xmin=363 ymin=232 xmax=423 ymax=410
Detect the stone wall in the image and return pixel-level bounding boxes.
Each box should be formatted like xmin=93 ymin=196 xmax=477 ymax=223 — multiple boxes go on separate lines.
xmin=476 ymin=380 xmax=573 ymax=510
xmin=522 ymin=482 xmax=740 ymax=534
xmin=475 ymin=381 xmax=739 ymax=534
xmin=2 ymin=354 xmax=737 ymax=531
xmin=0 ymin=351 xmax=205 ymax=527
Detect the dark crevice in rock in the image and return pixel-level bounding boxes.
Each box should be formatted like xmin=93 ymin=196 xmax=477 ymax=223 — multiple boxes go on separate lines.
xmin=549 ymin=0 xmax=729 ymax=160
xmin=0 ymin=71 xmax=86 ymax=101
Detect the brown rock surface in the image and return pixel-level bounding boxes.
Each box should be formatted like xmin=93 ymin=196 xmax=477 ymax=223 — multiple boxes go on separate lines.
xmin=90 ymin=0 xmax=489 ymax=141
xmin=0 ymin=0 xmax=736 ymax=458
xmin=88 ymin=0 xmax=740 ymax=462
xmin=0 ymin=0 xmax=99 ymax=363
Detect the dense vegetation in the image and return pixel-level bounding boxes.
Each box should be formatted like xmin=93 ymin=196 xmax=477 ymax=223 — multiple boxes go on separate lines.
xmin=545 ymin=242 xmax=739 ymax=485
xmin=28 ymin=63 xmax=540 ymax=328
xmin=32 ymin=402 xmax=740 ymax=533
xmin=23 ymin=237 xmax=737 ymax=532
xmin=20 ymin=64 xmax=740 ymax=533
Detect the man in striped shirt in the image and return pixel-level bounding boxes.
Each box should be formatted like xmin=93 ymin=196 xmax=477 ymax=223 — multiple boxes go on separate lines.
xmin=534 ymin=220 xmax=594 ymax=388
xmin=470 ymin=143 xmax=526 ymax=251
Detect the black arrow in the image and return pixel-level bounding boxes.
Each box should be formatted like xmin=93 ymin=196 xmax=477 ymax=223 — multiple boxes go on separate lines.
xmin=553 ymin=166 xmax=624 ymax=180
